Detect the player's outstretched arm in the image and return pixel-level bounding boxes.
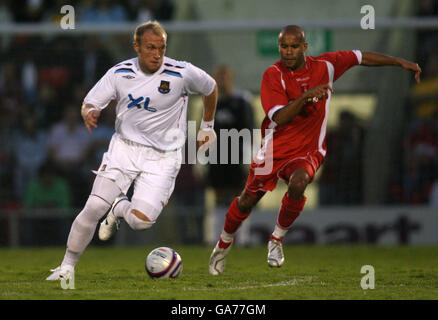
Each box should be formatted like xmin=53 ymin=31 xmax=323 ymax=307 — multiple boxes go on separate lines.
xmin=361 ymin=52 xmax=422 ymax=83
xmin=81 ymin=103 xmax=101 ymax=134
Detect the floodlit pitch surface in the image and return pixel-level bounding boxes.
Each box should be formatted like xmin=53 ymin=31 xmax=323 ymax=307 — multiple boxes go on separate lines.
xmin=0 ymin=245 xmax=437 ymax=299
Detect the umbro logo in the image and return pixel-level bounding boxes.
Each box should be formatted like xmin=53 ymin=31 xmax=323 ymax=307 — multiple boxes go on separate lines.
xmin=123 ymin=75 xmax=135 ymax=79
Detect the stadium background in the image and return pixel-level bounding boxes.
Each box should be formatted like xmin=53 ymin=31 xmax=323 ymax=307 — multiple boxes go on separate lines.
xmin=0 ymin=0 xmax=437 ymax=248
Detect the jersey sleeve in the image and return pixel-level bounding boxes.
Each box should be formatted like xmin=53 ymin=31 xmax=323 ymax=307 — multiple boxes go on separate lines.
xmin=260 ymin=67 xmax=289 ymax=120
xmin=183 ymin=63 xmax=216 ymax=96
xmin=83 ymin=69 xmax=117 ymax=110
xmin=316 ymin=50 xmax=362 ymax=81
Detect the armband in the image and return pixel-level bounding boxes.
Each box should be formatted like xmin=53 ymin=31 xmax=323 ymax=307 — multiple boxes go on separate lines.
xmin=200 ymin=119 xmax=214 ymax=131
xmin=86 ymin=107 xmax=98 ymax=115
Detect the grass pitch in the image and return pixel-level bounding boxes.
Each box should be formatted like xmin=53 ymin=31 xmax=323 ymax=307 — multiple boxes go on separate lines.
xmin=0 ymin=245 xmax=437 ymax=300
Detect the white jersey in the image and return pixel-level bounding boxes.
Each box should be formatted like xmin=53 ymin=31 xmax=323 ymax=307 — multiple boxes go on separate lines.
xmin=84 ymin=56 xmax=216 ymax=151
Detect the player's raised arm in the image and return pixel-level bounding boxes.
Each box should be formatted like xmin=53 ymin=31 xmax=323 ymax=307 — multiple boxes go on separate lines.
xmin=198 ymin=83 xmax=218 ymax=148
xmin=81 ymin=103 xmax=101 ymax=134
xmin=361 ymin=52 xmax=422 ymax=83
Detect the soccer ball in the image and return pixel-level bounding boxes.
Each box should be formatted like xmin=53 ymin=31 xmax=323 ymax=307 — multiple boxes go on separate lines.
xmin=145 ymin=247 xmax=183 ymax=279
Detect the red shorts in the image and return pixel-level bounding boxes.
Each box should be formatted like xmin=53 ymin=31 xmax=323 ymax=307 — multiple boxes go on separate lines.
xmin=244 ymin=152 xmax=323 ymax=197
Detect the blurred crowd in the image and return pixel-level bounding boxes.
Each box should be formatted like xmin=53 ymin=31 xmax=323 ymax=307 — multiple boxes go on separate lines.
xmin=0 ymin=0 xmax=437 ymax=214
xmin=0 ymin=0 xmax=176 ymax=210
xmin=0 ymin=0 xmax=238 ymax=217
xmin=386 ymin=0 xmax=438 ymax=206
xmin=320 ymin=0 xmax=438 ymax=207
xmin=0 ymin=36 xmax=117 ymax=209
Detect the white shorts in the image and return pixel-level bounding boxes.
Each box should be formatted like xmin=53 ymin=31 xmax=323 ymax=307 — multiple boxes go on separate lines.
xmin=94 ymin=133 xmax=182 ymax=220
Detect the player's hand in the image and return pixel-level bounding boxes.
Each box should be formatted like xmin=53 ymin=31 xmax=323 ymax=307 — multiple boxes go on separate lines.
xmin=197 ymin=129 xmax=217 ymax=151
xmin=399 ymin=59 xmax=422 ymax=83
xmin=304 ymin=83 xmax=334 ymax=102
xmin=84 ymin=109 xmax=100 ymax=134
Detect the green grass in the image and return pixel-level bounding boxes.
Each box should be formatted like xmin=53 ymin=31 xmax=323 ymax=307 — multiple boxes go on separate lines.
xmin=0 ymin=245 xmax=437 ymax=300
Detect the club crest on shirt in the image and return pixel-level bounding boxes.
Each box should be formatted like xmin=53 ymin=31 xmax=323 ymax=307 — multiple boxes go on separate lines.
xmin=158 ymin=80 xmax=171 ymax=94
xmin=300 ymin=83 xmax=309 ymax=92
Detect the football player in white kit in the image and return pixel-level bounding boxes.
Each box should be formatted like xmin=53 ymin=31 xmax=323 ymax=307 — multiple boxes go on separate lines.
xmin=46 ymin=21 xmax=218 ymax=280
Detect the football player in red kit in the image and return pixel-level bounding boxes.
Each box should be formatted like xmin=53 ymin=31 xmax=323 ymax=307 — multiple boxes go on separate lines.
xmin=209 ymin=25 xmax=422 ymax=275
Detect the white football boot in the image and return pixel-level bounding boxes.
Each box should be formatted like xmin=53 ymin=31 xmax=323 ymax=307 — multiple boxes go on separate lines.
xmin=46 ymin=265 xmax=74 ymax=280
xmin=267 ymin=239 xmax=285 ymax=267
xmin=98 ymin=195 xmax=127 ymax=241
xmin=209 ymin=239 xmax=233 ymax=275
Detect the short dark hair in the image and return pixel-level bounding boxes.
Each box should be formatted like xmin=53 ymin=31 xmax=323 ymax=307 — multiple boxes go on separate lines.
xmin=134 ymin=20 xmax=167 ymax=43
xmin=278 ymin=25 xmax=306 ymax=43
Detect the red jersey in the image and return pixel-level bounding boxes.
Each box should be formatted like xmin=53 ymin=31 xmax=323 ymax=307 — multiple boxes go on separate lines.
xmin=258 ymin=50 xmax=362 ymax=163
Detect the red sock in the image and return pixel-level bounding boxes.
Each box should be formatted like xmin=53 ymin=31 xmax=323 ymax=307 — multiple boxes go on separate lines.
xmin=218 ymin=236 xmax=233 ymax=249
xmin=269 ymin=234 xmax=284 ymax=242
xmin=277 ymin=193 xmax=306 ymax=229
xmin=223 ymin=197 xmax=252 ymax=235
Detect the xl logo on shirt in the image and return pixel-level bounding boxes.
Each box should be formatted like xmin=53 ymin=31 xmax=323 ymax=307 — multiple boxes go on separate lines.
xmin=127 ymin=94 xmax=157 ymax=112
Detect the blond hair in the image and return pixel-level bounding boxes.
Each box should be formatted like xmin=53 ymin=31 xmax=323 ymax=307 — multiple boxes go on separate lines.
xmin=134 ymin=21 xmax=167 ymax=43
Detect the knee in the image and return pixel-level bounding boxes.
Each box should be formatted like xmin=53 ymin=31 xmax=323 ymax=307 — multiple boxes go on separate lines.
xmin=288 ymin=180 xmax=307 ymax=198
xmin=288 ymin=171 xmax=310 ymax=199
xmin=82 ymin=195 xmax=112 ymax=221
xmin=237 ymin=191 xmax=261 ymax=212
xmin=86 ymin=195 xmax=111 ymax=212
xmin=129 ymin=209 xmax=155 ymax=231
xmin=237 ymin=197 xmax=252 ymax=212
xmin=129 ymin=199 xmax=160 ymax=230
xmin=130 ymin=219 xmax=155 ymax=231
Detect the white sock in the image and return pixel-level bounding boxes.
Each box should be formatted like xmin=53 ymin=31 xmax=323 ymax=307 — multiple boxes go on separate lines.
xmin=62 ymin=195 xmax=111 ymax=268
xmin=61 ymin=249 xmax=80 ymax=268
xmin=113 ymin=198 xmax=130 ymax=219
xmin=272 ymin=224 xmax=288 ymax=240
xmin=220 ymin=230 xmax=234 ymax=243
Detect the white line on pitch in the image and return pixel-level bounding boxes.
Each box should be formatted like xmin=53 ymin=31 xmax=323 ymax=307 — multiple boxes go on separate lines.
xmin=182 ymin=276 xmax=315 ymax=291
